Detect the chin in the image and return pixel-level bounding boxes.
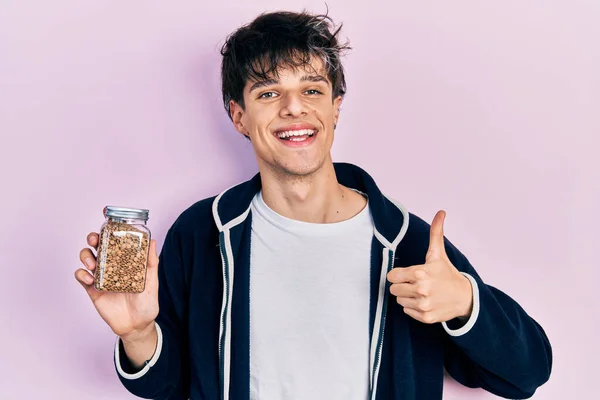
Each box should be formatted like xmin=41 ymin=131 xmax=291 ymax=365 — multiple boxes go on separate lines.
xmin=270 ymin=156 xmax=326 ymax=178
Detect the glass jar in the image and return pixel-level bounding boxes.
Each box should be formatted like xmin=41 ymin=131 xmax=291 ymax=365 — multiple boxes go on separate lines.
xmin=94 ymin=206 xmax=151 ymax=293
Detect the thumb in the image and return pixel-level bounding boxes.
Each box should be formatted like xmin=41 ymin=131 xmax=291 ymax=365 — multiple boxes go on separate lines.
xmin=147 ymin=239 xmax=159 ymax=271
xmin=144 ymin=239 xmax=159 ymax=291
xmin=426 ymin=210 xmax=448 ymax=262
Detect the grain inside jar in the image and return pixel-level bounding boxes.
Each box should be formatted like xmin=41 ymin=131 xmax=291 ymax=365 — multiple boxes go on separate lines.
xmin=94 ymin=206 xmax=151 ymax=293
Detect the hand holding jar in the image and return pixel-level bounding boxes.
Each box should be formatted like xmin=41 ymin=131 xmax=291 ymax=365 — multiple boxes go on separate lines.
xmin=74 ymin=207 xmax=159 ymax=348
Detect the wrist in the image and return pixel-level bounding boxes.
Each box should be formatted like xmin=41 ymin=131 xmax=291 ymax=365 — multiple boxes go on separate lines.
xmin=120 ymin=322 xmax=156 ymax=344
xmin=458 ymin=275 xmax=473 ymax=319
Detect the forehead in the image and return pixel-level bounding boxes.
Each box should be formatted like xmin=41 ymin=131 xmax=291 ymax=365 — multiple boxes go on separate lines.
xmin=245 ymin=55 xmax=329 ymax=87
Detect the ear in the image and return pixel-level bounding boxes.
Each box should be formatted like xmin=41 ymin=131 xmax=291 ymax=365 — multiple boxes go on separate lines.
xmin=333 ymin=95 xmax=343 ymax=126
xmin=230 ymin=100 xmax=250 ymax=138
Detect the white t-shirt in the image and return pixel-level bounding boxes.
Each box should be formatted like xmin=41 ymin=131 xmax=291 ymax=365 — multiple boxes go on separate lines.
xmin=249 ymin=191 xmax=374 ymax=400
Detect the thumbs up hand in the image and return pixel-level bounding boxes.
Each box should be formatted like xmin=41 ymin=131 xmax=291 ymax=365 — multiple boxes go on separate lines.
xmin=387 ymin=210 xmax=473 ymax=324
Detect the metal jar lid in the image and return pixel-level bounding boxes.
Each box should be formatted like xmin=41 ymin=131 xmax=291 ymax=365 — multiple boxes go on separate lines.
xmin=105 ymin=206 xmax=149 ymax=221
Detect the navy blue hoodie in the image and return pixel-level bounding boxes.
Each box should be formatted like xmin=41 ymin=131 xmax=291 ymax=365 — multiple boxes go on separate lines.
xmin=114 ymin=163 xmax=552 ymax=399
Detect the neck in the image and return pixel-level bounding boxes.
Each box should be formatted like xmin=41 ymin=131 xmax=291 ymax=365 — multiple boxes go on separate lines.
xmin=259 ymin=161 xmax=366 ymax=223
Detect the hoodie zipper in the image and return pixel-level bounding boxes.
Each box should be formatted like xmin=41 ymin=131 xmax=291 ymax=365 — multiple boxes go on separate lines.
xmin=218 ymin=233 xmax=230 ymax=400
xmin=370 ymin=248 xmax=395 ymax=399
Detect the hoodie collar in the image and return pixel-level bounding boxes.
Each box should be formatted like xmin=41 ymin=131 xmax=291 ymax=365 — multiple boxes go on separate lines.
xmin=212 ymin=162 xmax=408 ymax=249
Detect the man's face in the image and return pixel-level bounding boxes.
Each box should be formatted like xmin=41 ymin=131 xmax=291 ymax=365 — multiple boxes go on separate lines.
xmin=230 ymin=57 xmax=342 ymax=178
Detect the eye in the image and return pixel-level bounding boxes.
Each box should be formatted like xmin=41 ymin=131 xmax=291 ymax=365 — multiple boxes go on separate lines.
xmin=305 ymin=89 xmax=323 ymax=95
xmin=258 ymin=91 xmax=278 ymax=99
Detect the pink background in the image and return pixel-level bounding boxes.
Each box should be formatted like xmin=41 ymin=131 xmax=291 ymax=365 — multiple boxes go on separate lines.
xmin=1 ymin=1 xmax=598 ymax=399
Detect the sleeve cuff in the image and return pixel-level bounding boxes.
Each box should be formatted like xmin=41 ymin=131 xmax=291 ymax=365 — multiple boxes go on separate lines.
xmin=442 ymin=272 xmax=480 ymax=337
xmin=115 ymin=321 xmax=163 ymax=380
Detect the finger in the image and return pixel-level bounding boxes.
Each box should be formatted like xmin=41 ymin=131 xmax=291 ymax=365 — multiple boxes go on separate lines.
xmin=74 ymin=268 xmax=102 ymax=301
xmin=390 ymin=282 xmax=418 ymax=298
xmin=403 ymin=307 xmax=425 ymax=322
xmin=80 ymin=248 xmax=97 ymax=271
xmin=387 ymin=265 xmax=427 ymax=284
xmin=75 ymin=268 xmax=95 ymax=285
xmin=426 ymin=210 xmax=447 ymax=262
xmin=400 ymin=296 xmax=434 ymax=312
xmin=87 ymin=232 xmax=99 ymax=250
xmin=395 ymin=296 xmax=419 ymax=309
xmin=404 ymin=307 xmax=438 ymax=324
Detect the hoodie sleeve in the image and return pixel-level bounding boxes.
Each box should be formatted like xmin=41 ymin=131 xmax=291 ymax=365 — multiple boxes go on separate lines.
xmin=440 ymin=234 xmax=553 ymax=399
xmin=113 ymin=224 xmax=190 ymax=399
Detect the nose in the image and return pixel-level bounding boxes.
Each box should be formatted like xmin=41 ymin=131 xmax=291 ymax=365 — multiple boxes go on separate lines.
xmin=279 ymin=92 xmax=308 ymax=118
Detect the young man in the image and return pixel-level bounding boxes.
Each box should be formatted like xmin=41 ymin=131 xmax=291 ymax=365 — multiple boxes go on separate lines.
xmin=75 ymin=11 xmax=552 ymax=400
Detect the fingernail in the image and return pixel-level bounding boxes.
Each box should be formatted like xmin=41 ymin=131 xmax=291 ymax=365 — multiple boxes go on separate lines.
xmin=84 ymin=275 xmax=94 ymax=284
xmin=84 ymin=258 xmax=94 ymax=269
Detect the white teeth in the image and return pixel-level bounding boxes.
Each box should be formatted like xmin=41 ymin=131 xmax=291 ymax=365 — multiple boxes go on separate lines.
xmin=276 ymin=129 xmax=316 ymax=139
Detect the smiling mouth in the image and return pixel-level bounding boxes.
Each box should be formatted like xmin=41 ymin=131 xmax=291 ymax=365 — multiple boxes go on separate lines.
xmin=275 ymin=128 xmax=317 ymax=142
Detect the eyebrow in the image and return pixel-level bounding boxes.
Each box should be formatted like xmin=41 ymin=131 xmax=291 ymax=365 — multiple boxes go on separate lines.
xmin=249 ymin=78 xmax=278 ymax=93
xmin=248 ymin=74 xmax=330 ymax=93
